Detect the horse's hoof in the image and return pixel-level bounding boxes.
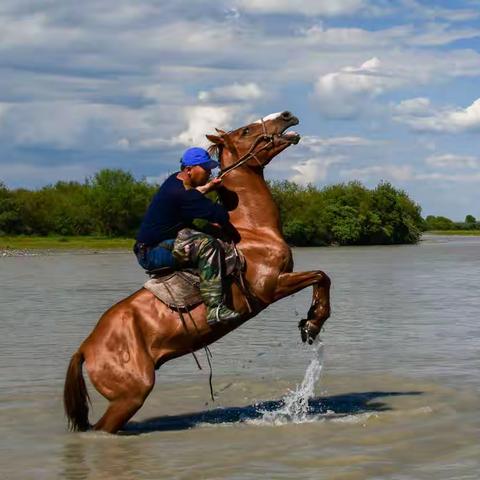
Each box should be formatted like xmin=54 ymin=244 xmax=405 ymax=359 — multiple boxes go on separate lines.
xmin=298 ymin=319 xmax=319 ymax=344
xmin=298 ymin=319 xmax=309 ymax=343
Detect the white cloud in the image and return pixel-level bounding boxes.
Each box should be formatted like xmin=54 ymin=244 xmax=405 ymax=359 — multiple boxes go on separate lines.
xmin=0 ymin=12 xmax=82 ymax=49
xmin=394 ymin=97 xmax=480 ymax=133
xmin=401 ymin=0 xmax=480 ymax=23
xmin=235 ymin=0 xmax=367 ymax=17
xmin=393 ymin=97 xmax=432 ymax=116
xmin=0 ymin=162 xmax=91 ymax=187
xmin=0 ymin=102 xmax=11 ymax=124
xmin=415 ymin=172 xmax=480 ymax=182
xmin=2 ymin=102 xmax=139 ymax=148
xmin=299 ymin=22 xmax=480 ymax=49
xmin=341 ymin=165 xmax=414 ymax=182
xmin=174 ymin=105 xmax=239 ymax=147
xmin=425 ymin=154 xmax=478 ymax=168
xmin=198 ymin=82 xmax=263 ymax=102
xmin=301 ymin=135 xmax=378 ymax=150
xmin=313 ymin=57 xmax=404 ymax=118
xmin=291 ymin=155 xmax=345 ymax=184
xmin=407 ymin=23 xmax=480 ymax=47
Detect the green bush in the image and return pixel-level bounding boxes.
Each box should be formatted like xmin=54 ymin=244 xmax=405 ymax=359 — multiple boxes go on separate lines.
xmin=1 ymin=170 xmax=426 ymax=245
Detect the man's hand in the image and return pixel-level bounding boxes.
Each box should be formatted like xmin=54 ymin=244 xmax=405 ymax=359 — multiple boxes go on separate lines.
xmin=196 ymin=177 xmax=222 ymax=194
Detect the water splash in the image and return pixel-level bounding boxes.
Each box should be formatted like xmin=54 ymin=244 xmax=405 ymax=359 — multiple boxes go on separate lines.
xmin=259 ymin=340 xmax=324 ymax=425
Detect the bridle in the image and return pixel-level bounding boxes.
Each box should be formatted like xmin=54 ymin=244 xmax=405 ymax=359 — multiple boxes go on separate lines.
xmin=217 ymin=119 xmax=276 ymax=179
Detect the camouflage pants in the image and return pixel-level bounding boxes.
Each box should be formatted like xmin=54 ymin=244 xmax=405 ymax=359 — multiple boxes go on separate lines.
xmin=172 ymin=228 xmax=225 ymax=307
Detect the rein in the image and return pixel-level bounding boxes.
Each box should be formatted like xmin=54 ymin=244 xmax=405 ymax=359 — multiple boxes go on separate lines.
xmin=217 ymin=119 xmax=275 ymax=179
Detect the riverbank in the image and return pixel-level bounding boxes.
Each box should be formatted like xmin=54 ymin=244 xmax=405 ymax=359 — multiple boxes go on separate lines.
xmin=426 ymin=230 xmax=480 ymax=236
xmin=3 ymin=231 xmax=480 ymax=257
xmin=0 ymin=236 xmax=134 ymax=256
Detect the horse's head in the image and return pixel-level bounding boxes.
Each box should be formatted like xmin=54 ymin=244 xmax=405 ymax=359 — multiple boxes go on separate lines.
xmin=206 ymin=111 xmax=300 ymax=176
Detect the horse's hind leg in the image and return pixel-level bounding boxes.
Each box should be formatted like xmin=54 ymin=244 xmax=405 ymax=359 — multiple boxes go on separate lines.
xmin=84 ymin=348 xmax=155 ymax=434
xmin=94 ymin=393 xmax=150 ymax=434
xmin=273 ymin=270 xmax=331 ymax=343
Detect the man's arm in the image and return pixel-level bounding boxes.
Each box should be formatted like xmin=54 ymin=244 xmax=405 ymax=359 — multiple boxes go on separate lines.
xmin=181 ymin=186 xmax=229 ymax=226
xmin=196 ymin=177 xmax=222 ymax=195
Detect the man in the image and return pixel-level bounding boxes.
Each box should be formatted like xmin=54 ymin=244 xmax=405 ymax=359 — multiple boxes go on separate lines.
xmin=134 ymin=147 xmax=241 ymax=325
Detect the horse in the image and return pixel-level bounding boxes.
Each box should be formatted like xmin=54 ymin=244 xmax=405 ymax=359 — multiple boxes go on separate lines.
xmin=64 ymin=111 xmax=331 ymax=434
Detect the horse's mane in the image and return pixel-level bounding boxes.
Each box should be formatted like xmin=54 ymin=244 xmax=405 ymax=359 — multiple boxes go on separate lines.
xmin=207 ymin=143 xmax=222 ymax=162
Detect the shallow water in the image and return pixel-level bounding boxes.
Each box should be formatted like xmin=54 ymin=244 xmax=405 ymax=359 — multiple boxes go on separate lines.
xmin=1 ymin=236 xmax=479 ymax=479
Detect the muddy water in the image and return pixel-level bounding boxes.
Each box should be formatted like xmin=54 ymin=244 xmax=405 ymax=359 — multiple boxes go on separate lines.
xmin=1 ymin=236 xmax=479 ymax=479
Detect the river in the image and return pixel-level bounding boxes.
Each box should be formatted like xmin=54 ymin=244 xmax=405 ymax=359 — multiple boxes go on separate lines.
xmin=1 ymin=235 xmax=479 ymax=479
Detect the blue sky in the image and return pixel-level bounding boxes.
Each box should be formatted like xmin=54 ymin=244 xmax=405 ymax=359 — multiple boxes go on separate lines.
xmin=1 ymin=0 xmax=479 ymax=219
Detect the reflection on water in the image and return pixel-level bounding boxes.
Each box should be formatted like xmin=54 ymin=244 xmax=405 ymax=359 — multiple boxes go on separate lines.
xmin=1 ymin=235 xmax=479 ymax=479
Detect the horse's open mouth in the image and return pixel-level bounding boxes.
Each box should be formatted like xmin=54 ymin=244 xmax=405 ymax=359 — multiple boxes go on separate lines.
xmin=281 ymin=130 xmax=301 ymax=144
xmin=279 ymin=117 xmax=300 ymax=144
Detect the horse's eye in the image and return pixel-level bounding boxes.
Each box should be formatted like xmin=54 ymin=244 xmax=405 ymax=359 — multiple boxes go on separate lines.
xmin=242 ymin=128 xmax=249 ymax=136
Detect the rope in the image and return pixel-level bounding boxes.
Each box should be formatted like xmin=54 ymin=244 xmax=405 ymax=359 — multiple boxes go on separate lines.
xmin=186 ymin=309 xmax=215 ymax=402
xmin=164 ymin=280 xmax=216 ymax=402
xmin=217 ymin=119 xmax=275 ymax=179
xmin=163 ymin=282 xmax=203 ymax=371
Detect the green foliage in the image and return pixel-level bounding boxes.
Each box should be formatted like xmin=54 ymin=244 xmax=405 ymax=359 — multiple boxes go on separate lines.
xmin=1 ymin=170 xmax=425 ymax=245
xmin=0 ymin=182 xmax=22 ymax=235
xmin=87 ymin=169 xmax=155 ymax=236
xmin=424 ymin=215 xmax=456 ymax=231
xmin=424 ymin=214 xmax=480 ymax=231
xmin=0 ymin=170 xmax=156 ymax=237
xmin=270 ymin=180 xmax=423 ymax=245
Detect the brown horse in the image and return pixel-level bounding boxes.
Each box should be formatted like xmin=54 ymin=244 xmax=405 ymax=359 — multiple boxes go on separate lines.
xmin=64 ymin=111 xmax=331 ymax=434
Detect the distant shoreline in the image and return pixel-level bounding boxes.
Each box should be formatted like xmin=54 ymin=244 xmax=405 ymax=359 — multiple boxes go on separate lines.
xmin=0 ymin=236 xmax=134 ymax=257
xmin=424 ymin=230 xmax=480 ymax=236
xmin=2 ymin=231 xmax=480 ymax=257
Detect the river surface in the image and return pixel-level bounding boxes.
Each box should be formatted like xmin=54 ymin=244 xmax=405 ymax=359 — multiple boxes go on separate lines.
xmin=1 ymin=235 xmax=479 ymax=479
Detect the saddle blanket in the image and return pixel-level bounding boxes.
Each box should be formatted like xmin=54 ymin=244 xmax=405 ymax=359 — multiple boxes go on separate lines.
xmin=144 ymin=240 xmax=244 ymax=310
xmin=144 ymin=270 xmax=203 ymax=310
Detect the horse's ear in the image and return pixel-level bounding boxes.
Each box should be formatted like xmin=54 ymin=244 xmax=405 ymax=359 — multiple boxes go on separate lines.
xmin=215 ymin=128 xmax=226 ymax=135
xmin=206 ymin=134 xmax=224 ymax=145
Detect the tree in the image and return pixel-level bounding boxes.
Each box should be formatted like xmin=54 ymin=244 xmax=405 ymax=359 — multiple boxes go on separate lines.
xmin=88 ymin=169 xmax=155 ymax=236
xmin=0 ymin=182 xmax=22 ymax=234
xmin=424 ymin=215 xmax=455 ymax=231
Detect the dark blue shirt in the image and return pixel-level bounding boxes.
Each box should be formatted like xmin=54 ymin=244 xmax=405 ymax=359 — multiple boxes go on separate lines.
xmin=136 ymin=173 xmax=229 ymax=245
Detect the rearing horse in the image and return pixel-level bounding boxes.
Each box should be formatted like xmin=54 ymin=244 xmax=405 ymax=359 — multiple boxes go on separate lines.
xmin=64 ymin=111 xmax=331 ymax=434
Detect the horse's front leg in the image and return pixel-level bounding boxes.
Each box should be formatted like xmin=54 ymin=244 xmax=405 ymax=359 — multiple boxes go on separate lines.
xmin=273 ymin=271 xmax=331 ymax=344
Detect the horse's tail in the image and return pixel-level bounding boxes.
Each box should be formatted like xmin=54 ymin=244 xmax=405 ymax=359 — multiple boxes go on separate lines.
xmin=63 ymin=350 xmax=90 ymax=431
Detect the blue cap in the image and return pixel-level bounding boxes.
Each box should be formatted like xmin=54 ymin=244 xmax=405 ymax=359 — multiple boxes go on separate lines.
xmin=181 ymin=147 xmax=219 ymax=170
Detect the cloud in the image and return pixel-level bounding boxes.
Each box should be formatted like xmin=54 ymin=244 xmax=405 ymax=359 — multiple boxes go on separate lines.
xmin=301 ymin=135 xmax=378 ymax=150
xmin=341 ymin=165 xmax=414 ymax=182
xmin=400 ymin=0 xmax=480 ymax=23
xmin=425 ymin=154 xmax=478 ymax=168
xmin=415 ymin=172 xmax=480 ymax=182
xmin=406 ymin=22 xmax=480 ymax=47
xmin=313 ymin=57 xmax=404 ymax=118
xmin=198 ymin=82 xmax=263 ymax=102
xmin=173 ymin=105 xmax=239 ymax=147
xmin=0 ymin=101 xmax=158 ymax=149
xmin=291 ymin=155 xmax=345 ymax=184
xmin=341 ymin=161 xmax=480 ymax=185
xmin=393 ymin=97 xmax=432 ymax=117
xmin=300 ymin=22 xmax=480 ymax=49
xmin=394 ymin=97 xmax=480 ymax=133
xmin=0 ymin=162 xmax=91 ymax=188
xmin=234 ymin=0 xmax=368 ymax=17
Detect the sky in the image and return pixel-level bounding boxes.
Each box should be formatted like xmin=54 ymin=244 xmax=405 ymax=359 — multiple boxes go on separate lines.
xmin=1 ymin=0 xmax=479 ymax=219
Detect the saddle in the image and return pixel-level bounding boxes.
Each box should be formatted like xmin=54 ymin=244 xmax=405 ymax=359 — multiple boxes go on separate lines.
xmin=143 ymin=241 xmax=245 ymax=310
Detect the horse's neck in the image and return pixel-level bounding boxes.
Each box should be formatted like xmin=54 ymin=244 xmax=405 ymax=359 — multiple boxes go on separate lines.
xmin=220 ymin=168 xmax=282 ymax=234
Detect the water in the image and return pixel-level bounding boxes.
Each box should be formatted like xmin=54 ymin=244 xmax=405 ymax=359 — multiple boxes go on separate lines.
xmin=1 ymin=235 xmax=479 ymax=479
xmin=259 ymin=341 xmax=324 ymax=425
